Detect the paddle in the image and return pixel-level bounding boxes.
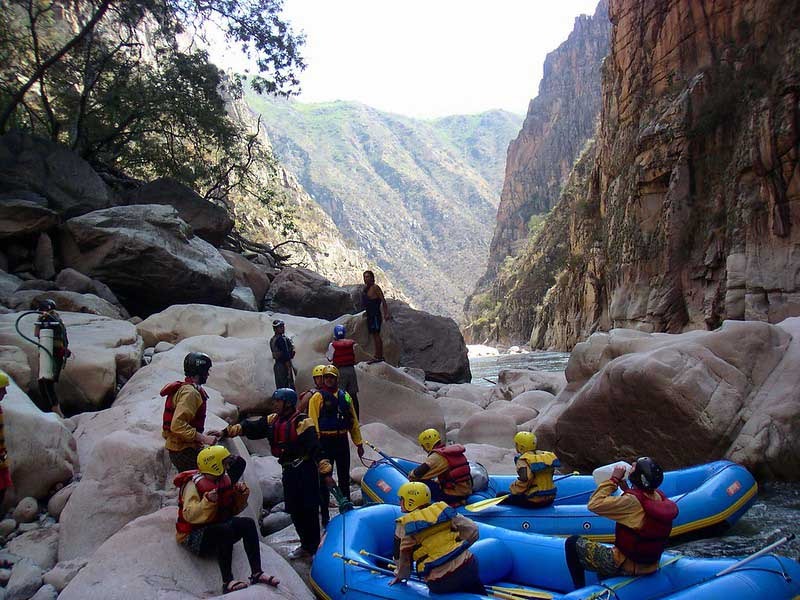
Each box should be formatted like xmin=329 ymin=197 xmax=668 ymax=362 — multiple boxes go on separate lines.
xmin=465 ymin=472 xmax=580 ymax=512
xmin=714 ymin=534 xmax=795 ymax=577
xmin=363 ymin=440 xmax=411 ymax=477
xmin=487 ymin=585 xmax=553 ymax=599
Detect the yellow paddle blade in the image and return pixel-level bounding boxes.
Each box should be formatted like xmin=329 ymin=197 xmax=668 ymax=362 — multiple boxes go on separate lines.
xmin=488 ymin=586 xmax=553 ymax=600
xmin=465 ymin=494 xmax=509 ymax=512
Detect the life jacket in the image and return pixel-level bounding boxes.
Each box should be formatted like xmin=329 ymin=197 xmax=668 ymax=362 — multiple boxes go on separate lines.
xmin=317 ymin=389 xmax=353 ymax=433
xmin=174 ymin=470 xmax=236 ymax=535
xmin=161 ymin=380 xmax=208 ymax=434
xmin=270 ymin=334 xmax=295 ymax=361
xmin=614 ymin=488 xmax=679 ymax=564
xmin=431 ymin=445 xmax=471 ymax=492
xmin=396 ymin=501 xmax=471 ymax=577
xmin=331 ymin=339 xmax=356 ymax=367
xmin=268 ymin=411 xmax=302 ymax=461
xmin=517 ymin=450 xmax=560 ymax=499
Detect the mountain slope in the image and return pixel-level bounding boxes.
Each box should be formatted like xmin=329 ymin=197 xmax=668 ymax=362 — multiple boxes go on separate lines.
xmin=246 ymin=95 xmax=522 ymax=318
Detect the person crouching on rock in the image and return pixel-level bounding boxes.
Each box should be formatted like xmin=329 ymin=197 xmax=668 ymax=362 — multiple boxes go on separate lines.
xmin=297 ymin=364 xmax=325 ymax=414
xmin=565 ymin=457 xmax=679 ymax=588
xmin=326 ymin=324 xmax=361 ymax=417
xmin=409 ymin=429 xmax=473 ymax=506
xmin=502 ymin=432 xmax=560 ymax=508
xmin=161 ymin=352 xmax=218 ymax=473
xmin=390 ymin=481 xmax=485 ymax=595
xmin=211 ymin=388 xmax=340 ymax=560
xmin=174 ymin=445 xmax=279 ymax=594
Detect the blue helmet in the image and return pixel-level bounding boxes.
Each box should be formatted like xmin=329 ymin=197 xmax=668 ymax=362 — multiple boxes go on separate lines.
xmin=333 ymin=324 xmax=346 ymax=340
xmin=272 ymin=388 xmax=298 ymax=407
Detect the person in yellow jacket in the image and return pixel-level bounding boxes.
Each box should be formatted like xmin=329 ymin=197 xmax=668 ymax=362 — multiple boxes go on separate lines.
xmin=307 ymin=365 xmax=364 ymax=526
xmin=505 ymin=431 xmax=560 ymax=507
xmin=175 ymin=445 xmax=279 ymax=594
xmin=0 ymin=371 xmax=12 ymax=505
xmin=409 ymin=429 xmax=473 ymax=506
xmin=161 ymin=352 xmax=218 ymax=472
xmin=389 ymin=482 xmax=485 ymax=595
xmin=297 ymin=364 xmax=325 ymax=414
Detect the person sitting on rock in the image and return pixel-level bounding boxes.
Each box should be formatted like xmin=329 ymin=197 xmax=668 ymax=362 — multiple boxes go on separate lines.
xmin=409 ymin=429 xmax=473 ymax=506
xmin=503 ymin=431 xmax=560 ymax=508
xmin=389 ymin=481 xmax=485 ymax=595
xmin=161 ymin=352 xmax=218 ymax=473
xmin=326 ymin=324 xmax=361 ymax=417
xmin=212 ymin=388 xmax=344 ymax=560
xmin=297 ymin=364 xmax=325 ymax=414
xmin=33 ymin=298 xmax=71 ymax=418
xmin=0 ymin=371 xmax=12 ymax=506
xmin=308 ymin=365 xmax=364 ymax=527
xmin=565 ymin=457 xmax=679 ymax=588
xmin=270 ymin=319 xmax=296 ymax=390
xmin=174 ymin=445 xmax=278 ymax=594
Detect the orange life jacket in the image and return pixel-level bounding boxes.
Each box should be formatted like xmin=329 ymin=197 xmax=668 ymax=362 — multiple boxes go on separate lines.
xmin=174 ymin=470 xmax=236 ymax=535
xmin=161 ymin=379 xmax=208 ymax=434
xmin=615 ymin=488 xmax=678 ymax=564
xmin=331 ymin=339 xmax=356 ymax=367
xmin=431 ymin=445 xmax=471 ymax=492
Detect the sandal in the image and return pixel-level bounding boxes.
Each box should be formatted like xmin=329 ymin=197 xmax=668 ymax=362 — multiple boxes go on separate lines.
xmin=250 ymin=571 xmax=280 ymax=587
xmin=222 ymin=580 xmax=249 ymax=594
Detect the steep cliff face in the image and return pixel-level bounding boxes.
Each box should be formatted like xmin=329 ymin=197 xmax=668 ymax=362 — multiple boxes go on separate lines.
xmin=464 ymin=1 xmax=610 ymax=342
xmin=530 ymin=0 xmax=800 ymax=349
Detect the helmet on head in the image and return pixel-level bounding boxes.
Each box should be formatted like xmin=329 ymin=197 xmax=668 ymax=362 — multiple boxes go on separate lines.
xmin=272 ymin=388 xmax=298 ymax=407
xmin=184 ymin=352 xmax=212 ymax=377
xmin=629 ymin=457 xmax=664 ymax=491
xmin=37 ymin=298 xmax=56 ymax=312
xmin=514 ymin=431 xmax=537 ymax=454
xmin=272 ymin=319 xmax=284 ymax=329
xmin=398 ymin=481 xmax=431 ymax=511
xmin=312 ymin=364 xmax=326 ymax=378
xmin=418 ymin=428 xmax=441 ymax=452
xmin=0 ymin=370 xmax=9 ymax=389
xmin=333 ymin=324 xmax=346 ymax=340
xmin=197 ymin=445 xmax=230 ymax=476
xmin=322 ymin=365 xmax=339 ymax=378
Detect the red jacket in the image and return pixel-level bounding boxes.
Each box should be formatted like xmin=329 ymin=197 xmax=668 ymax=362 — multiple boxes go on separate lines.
xmin=431 ymin=445 xmax=471 ymax=492
xmin=331 ymin=339 xmax=356 ymax=367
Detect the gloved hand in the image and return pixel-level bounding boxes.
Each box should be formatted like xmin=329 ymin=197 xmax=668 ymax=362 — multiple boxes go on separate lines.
xmin=357 ymin=444 xmax=365 ymax=458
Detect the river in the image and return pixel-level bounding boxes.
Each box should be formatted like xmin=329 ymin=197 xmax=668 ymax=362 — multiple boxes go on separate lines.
xmin=468 ymin=350 xmax=800 ymax=560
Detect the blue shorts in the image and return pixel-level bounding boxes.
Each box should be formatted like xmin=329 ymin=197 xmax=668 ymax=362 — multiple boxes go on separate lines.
xmin=366 ymin=312 xmax=382 ymax=333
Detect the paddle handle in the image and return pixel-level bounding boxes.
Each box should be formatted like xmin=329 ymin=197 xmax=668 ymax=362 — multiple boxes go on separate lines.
xmin=364 ymin=440 xmax=411 ymax=477
xmin=714 ymin=534 xmax=795 ymax=577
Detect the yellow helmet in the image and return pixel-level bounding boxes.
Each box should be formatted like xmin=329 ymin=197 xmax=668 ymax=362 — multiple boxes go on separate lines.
xmin=197 ymin=445 xmax=231 ymax=476
xmin=312 ymin=364 xmax=326 ymax=377
xmin=418 ymin=428 xmax=441 ymax=452
xmin=398 ymin=481 xmax=431 ymax=512
xmin=514 ymin=431 xmax=537 ymax=453
xmin=0 ymin=370 xmax=8 ymax=388
xmin=323 ymin=365 xmax=339 ymax=378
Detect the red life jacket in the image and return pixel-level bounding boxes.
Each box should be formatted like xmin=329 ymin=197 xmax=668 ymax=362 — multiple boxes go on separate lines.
xmin=615 ymin=488 xmax=679 ymax=564
xmin=431 ymin=445 xmax=471 ymax=492
xmin=331 ymin=339 xmax=356 ymax=367
xmin=174 ymin=470 xmax=236 ymax=535
xmin=161 ymin=379 xmax=208 ymax=434
xmin=269 ymin=411 xmax=301 ymax=459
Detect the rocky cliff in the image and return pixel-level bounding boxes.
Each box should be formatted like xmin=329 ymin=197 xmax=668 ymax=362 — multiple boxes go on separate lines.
xmin=464 ymin=1 xmax=610 ymax=342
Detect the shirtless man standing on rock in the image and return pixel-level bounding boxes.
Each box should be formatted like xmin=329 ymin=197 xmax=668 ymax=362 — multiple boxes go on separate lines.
xmin=362 ymin=270 xmax=391 ymax=363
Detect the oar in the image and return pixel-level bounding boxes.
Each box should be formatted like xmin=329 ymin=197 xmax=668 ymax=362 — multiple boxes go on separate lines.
xmin=487 ymin=585 xmax=553 ymax=600
xmin=466 ymin=472 xmax=580 ymax=512
xmin=333 ymin=552 xmax=414 ymax=580
xmin=714 ymin=534 xmax=795 ymax=577
xmin=359 ymin=549 xmax=396 ymax=567
xmin=363 ymin=440 xmax=411 ymax=477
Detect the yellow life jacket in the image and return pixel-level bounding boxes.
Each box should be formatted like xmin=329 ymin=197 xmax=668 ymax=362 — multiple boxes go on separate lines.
xmin=516 ymin=450 xmax=559 ymax=499
xmin=396 ymin=501 xmax=470 ymax=576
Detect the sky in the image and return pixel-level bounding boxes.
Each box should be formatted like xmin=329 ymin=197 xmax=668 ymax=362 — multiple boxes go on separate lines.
xmin=276 ymin=0 xmax=601 ymax=119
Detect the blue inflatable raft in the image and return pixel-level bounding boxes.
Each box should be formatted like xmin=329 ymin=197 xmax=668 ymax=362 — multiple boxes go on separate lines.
xmin=310 ymin=504 xmax=800 ymax=600
xmin=361 ymin=459 xmax=757 ymax=541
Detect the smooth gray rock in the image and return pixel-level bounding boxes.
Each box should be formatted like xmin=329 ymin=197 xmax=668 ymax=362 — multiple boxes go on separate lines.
xmin=6 ymin=559 xmax=43 ymax=600
xmin=12 ymin=498 xmax=38 ymax=524
xmin=6 ymin=527 xmax=59 ymax=570
xmin=0 ymin=200 xmax=59 ymax=241
xmin=264 ymin=267 xmax=357 ymax=320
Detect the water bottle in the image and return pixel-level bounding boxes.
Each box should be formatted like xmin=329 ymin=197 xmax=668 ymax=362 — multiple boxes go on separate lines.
xmin=592 ymin=461 xmax=632 ymax=486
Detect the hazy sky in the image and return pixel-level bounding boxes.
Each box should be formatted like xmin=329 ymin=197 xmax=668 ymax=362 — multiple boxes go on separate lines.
xmin=275 ymin=0 xmax=601 ymax=118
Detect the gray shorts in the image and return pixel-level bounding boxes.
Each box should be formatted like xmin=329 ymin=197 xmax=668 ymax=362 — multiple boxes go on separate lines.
xmin=337 ymin=365 xmax=359 ymax=394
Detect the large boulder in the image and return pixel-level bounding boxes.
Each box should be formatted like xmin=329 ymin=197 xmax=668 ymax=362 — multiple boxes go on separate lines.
xmin=3 ymin=379 xmax=77 ymax=499
xmin=0 ymin=199 xmax=59 ymax=240
xmin=58 ymin=204 xmax=235 ymax=316
xmin=220 ymin=250 xmax=270 ymax=306
xmin=0 ymin=312 xmax=142 ymax=413
xmin=59 ymin=508 xmax=312 ymax=600
xmin=54 ymin=268 xmax=126 ymax=312
xmin=489 ymin=368 xmax=566 ymax=401
xmin=263 ymin=267 xmax=356 ymax=320
xmin=0 ymin=270 xmax=23 ymax=302
xmin=123 ymin=177 xmax=233 ymax=247
xmin=0 ymin=132 xmax=114 ymax=218
xmin=6 ymin=290 xmax=127 ymax=320
xmin=545 ymin=320 xmax=797 ymax=475
xmin=457 ymin=411 xmax=517 ymax=448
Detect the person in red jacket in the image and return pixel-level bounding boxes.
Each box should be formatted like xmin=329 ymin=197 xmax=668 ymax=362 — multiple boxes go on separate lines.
xmin=409 ymin=429 xmax=473 ymax=506
xmin=175 ymin=445 xmax=278 ymax=594
xmin=564 ymin=457 xmax=679 ymax=588
xmin=326 ymin=324 xmax=361 ymax=417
